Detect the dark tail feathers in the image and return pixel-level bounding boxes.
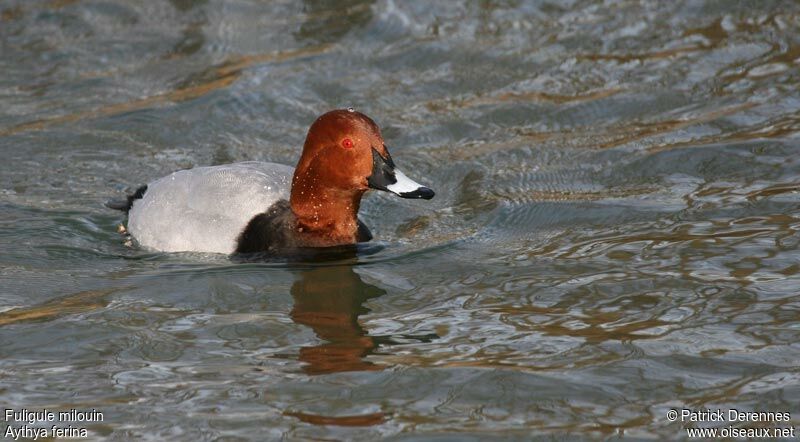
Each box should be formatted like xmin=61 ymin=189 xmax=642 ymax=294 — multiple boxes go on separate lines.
xmin=105 ymin=185 xmax=148 ymax=213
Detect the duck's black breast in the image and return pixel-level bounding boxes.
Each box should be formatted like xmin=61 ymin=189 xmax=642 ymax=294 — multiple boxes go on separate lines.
xmin=234 ymin=200 xmax=296 ymax=254
xmin=234 ymin=200 xmax=373 ymax=255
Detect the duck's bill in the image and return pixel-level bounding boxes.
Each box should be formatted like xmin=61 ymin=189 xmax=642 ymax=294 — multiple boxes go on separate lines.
xmin=387 ymin=169 xmax=435 ymax=199
xmin=368 ymin=148 xmax=435 ymax=200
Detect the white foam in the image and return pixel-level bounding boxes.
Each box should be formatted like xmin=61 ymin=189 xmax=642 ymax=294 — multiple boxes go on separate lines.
xmin=127 ymin=161 xmax=294 ymax=253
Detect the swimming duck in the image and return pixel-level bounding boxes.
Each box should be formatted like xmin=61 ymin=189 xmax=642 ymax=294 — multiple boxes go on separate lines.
xmin=108 ymin=109 xmax=434 ymax=254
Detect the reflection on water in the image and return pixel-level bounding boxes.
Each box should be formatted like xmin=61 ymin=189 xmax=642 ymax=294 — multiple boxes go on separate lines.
xmin=1 ymin=0 xmax=800 ymax=439
xmin=290 ymin=260 xmax=385 ymax=375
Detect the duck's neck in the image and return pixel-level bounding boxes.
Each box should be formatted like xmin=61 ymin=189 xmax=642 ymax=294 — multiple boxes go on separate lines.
xmin=290 ymin=183 xmax=364 ymax=246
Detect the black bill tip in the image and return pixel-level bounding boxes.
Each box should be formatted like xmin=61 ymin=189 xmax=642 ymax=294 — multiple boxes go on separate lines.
xmin=399 ymin=186 xmax=435 ymax=200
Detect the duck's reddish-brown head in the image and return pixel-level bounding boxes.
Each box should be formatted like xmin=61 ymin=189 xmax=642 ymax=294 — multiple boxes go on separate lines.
xmin=291 ymin=109 xmax=434 ymax=203
xmin=289 ymin=109 xmax=434 ymax=243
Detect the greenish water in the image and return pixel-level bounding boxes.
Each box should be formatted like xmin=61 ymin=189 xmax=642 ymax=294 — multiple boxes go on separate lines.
xmin=1 ymin=0 xmax=800 ymax=439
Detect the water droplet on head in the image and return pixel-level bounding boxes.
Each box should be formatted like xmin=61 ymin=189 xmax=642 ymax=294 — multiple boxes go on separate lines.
xmin=347 ymin=107 xmax=355 ymax=113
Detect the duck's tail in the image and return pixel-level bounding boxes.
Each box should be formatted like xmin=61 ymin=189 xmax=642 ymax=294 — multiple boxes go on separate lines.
xmin=105 ymin=185 xmax=148 ymax=213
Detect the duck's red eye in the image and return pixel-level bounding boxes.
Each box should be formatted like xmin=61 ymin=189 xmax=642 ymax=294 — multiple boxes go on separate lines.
xmin=341 ymin=138 xmax=354 ymax=149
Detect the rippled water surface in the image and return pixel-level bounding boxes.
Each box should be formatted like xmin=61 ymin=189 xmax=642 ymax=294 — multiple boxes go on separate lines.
xmin=2 ymin=0 xmax=800 ymax=439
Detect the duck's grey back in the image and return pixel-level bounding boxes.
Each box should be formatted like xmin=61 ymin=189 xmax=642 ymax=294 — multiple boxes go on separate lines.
xmin=127 ymin=161 xmax=294 ymax=253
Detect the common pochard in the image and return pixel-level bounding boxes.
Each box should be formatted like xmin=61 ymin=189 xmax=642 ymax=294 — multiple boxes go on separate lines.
xmin=107 ymin=109 xmax=434 ymax=254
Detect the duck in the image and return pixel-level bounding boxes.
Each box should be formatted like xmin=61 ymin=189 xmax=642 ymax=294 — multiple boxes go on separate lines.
xmin=107 ymin=108 xmax=435 ymax=255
